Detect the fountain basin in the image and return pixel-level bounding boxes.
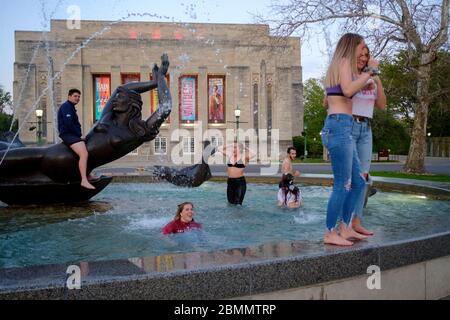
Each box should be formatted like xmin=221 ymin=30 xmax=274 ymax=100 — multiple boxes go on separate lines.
xmin=0 ymin=176 xmax=449 ymax=299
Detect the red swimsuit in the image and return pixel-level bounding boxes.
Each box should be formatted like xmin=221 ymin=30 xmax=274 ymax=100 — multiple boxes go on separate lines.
xmin=162 ymin=219 xmax=202 ymax=235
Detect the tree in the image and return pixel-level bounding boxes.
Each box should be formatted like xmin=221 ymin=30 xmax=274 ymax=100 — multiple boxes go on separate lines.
xmin=0 ymin=86 xmax=12 ymax=114
xmin=259 ymin=0 xmax=449 ymax=173
xmin=0 ymin=86 xmax=17 ymax=133
xmin=303 ymin=78 xmax=328 ymax=151
xmin=380 ymin=50 xmax=450 ymax=137
xmin=372 ymin=109 xmax=410 ymax=154
xmin=293 ymin=78 xmax=328 ymax=159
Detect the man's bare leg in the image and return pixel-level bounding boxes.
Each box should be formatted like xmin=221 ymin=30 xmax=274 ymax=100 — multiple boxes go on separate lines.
xmin=70 ymin=142 xmax=95 ymax=190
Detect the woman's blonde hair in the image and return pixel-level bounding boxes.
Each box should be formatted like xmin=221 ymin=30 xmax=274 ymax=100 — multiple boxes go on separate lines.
xmin=174 ymin=202 xmax=194 ymax=220
xmin=325 ymin=33 xmax=365 ymax=88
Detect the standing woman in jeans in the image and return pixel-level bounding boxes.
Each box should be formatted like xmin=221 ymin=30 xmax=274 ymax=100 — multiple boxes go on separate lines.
xmin=321 ymin=33 xmax=378 ymax=246
xmin=348 ymin=45 xmax=386 ymax=236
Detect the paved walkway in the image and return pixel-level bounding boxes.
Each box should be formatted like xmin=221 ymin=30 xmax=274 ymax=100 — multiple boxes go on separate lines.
xmin=95 ymin=155 xmax=450 ymax=176
xmin=94 ymin=165 xmax=450 ymax=193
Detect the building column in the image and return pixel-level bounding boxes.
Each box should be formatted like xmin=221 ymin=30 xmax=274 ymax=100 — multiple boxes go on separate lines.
xmin=111 ymin=66 xmax=121 ymax=94
xmin=198 ymin=66 xmax=208 ymax=143
xmin=259 ymin=61 xmax=268 ymax=162
xmin=82 ymin=65 xmax=93 ymax=130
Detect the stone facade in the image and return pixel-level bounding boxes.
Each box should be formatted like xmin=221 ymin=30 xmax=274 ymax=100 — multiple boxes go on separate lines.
xmin=14 ymin=20 xmax=303 ymax=163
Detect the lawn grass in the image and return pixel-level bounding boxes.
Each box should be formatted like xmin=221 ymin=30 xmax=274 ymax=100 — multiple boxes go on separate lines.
xmin=371 ymin=171 xmax=450 ymax=183
xmin=292 ymin=158 xmax=326 ymax=164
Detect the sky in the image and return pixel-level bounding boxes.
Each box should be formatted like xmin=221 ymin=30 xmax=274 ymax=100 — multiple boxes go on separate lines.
xmin=0 ymin=0 xmax=329 ymax=97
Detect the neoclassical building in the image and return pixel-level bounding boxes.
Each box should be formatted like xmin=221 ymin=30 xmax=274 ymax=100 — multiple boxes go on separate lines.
xmin=14 ymin=20 xmax=303 ymax=163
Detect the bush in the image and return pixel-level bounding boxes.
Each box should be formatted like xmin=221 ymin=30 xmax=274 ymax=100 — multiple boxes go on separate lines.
xmin=293 ymin=136 xmax=323 ymax=159
xmin=0 ymin=113 xmax=18 ymax=133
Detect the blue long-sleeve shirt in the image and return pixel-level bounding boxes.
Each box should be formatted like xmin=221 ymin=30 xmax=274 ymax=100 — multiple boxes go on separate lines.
xmin=57 ymin=100 xmax=82 ymax=138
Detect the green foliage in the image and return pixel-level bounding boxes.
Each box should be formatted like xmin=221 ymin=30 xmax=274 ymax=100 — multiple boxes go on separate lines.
xmin=0 ymin=86 xmax=16 ymax=132
xmin=0 ymin=86 xmax=12 ymax=114
xmin=380 ymin=50 xmax=450 ymax=137
xmin=293 ymin=135 xmax=323 ymax=159
xmin=0 ymin=113 xmax=17 ymax=133
xmin=301 ymin=78 xmax=327 ymax=158
xmin=371 ymin=109 xmax=410 ymax=154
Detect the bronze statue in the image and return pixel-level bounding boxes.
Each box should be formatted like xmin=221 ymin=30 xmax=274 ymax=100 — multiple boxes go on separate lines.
xmin=0 ymin=54 xmax=212 ymax=205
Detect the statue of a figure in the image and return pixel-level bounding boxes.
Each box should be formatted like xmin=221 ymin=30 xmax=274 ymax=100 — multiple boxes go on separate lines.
xmin=0 ymin=54 xmax=212 ymax=205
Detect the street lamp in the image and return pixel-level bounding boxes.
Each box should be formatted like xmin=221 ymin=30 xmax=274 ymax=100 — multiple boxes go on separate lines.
xmin=234 ymin=106 xmax=241 ymax=127
xmin=304 ymin=123 xmax=308 ymax=160
xmin=35 ymin=109 xmax=43 ymax=146
xmin=227 ymin=105 xmax=246 ymax=142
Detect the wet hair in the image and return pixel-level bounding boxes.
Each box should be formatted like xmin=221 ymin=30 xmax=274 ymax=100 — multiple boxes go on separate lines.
xmin=68 ymin=89 xmax=81 ymax=96
xmin=287 ymin=147 xmax=297 ymax=154
xmin=174 ymin=202 xmax=194 ymax=220
xmin=279 ymin=173 xmax=299 ymax=205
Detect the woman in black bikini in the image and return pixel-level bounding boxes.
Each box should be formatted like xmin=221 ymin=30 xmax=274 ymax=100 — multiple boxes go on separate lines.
xmin=217 ymin=142 xmax=255 ymax=205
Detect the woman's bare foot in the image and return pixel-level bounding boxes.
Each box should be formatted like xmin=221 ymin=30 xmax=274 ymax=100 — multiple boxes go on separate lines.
xmin=340 ymin=225 xmax=369 ymax=241
xmin=352 ymin=217 xmax=374 ymax=236
xmin=324 ymin=230 xmax=354 ymax=246
xmin=81 ymin=180 xmax=96 ymax=190
xmin=353 ymin=224 xmax=374 ymax=236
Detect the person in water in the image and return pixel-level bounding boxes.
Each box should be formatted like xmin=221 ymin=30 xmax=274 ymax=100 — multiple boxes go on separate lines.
xmin=278 ymin=173 xmax=302 ymax=209
xmin=162 ymin=202 xmax=202 ymax=235
xmin=217 ymin=142 xmax=256 ymax=205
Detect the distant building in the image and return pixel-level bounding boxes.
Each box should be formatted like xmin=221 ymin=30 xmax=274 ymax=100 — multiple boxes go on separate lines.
xmin=14 ymin=20 xmax=303 ymax=162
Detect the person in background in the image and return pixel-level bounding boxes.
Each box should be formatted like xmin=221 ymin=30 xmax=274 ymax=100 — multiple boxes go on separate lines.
xmin=278 ymin=173 xmax=302 ymax=209
xmin=162 ymin=202 xmax=202 ymax=235
xmin=282 ymin=147 xmax=301 ymax=177
xmin=217 ymin=142 xmax=256 ymax=205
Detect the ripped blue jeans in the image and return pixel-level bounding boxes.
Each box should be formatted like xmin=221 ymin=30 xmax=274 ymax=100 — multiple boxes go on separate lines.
xmin=321 ymin=114 xmax=366 ymax=231
xmin=352 ymin=120 xmax=373 ymax=218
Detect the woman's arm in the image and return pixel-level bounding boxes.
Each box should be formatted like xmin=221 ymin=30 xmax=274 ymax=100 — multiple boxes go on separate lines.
xmin=216 ymin=144 xmax=233 ymax=157
xmin=373 ymin=76 xmax=387 ymax=110
xmin=245 ymin=148 xmax=257 ymax=162
xmin=339 ymin=58 xmax=373 ymax=98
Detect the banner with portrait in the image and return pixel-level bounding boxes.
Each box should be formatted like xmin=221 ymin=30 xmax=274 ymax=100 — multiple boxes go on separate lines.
xmin=179 ymin=75 xmax=198 ymax=123
xmin=94 ymin=75 xmax=111 ymax=121
xmin=208 ymin=75 xmax=226 ymax=123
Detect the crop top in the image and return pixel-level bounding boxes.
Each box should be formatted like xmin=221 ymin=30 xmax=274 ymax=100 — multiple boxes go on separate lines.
xmin=228 ymin=159 xmax=246 ymax=168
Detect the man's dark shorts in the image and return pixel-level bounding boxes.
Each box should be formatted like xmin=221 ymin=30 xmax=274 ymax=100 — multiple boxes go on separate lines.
xmin=60 ymin=134 xmax=83 ymax=147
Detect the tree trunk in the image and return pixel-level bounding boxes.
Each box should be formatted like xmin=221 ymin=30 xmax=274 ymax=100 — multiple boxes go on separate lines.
xmin=404 ymin=53 xmax=433 ymax=173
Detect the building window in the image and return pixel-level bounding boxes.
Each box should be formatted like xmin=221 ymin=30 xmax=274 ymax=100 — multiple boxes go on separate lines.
xmin=183 ymin=137 xmax=195 ymax=154
xmin=128 ymin=148 xmax=139 ymax=156
xmin=253 ymin=83 xmax=259 ymax=131
xmin=210 ymin=136 xmax=223 ymax=148
xmin=179 ymin=75 xmax=198 ymax=123
xmin=154 ymin=137 xmax=167 ymax=155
